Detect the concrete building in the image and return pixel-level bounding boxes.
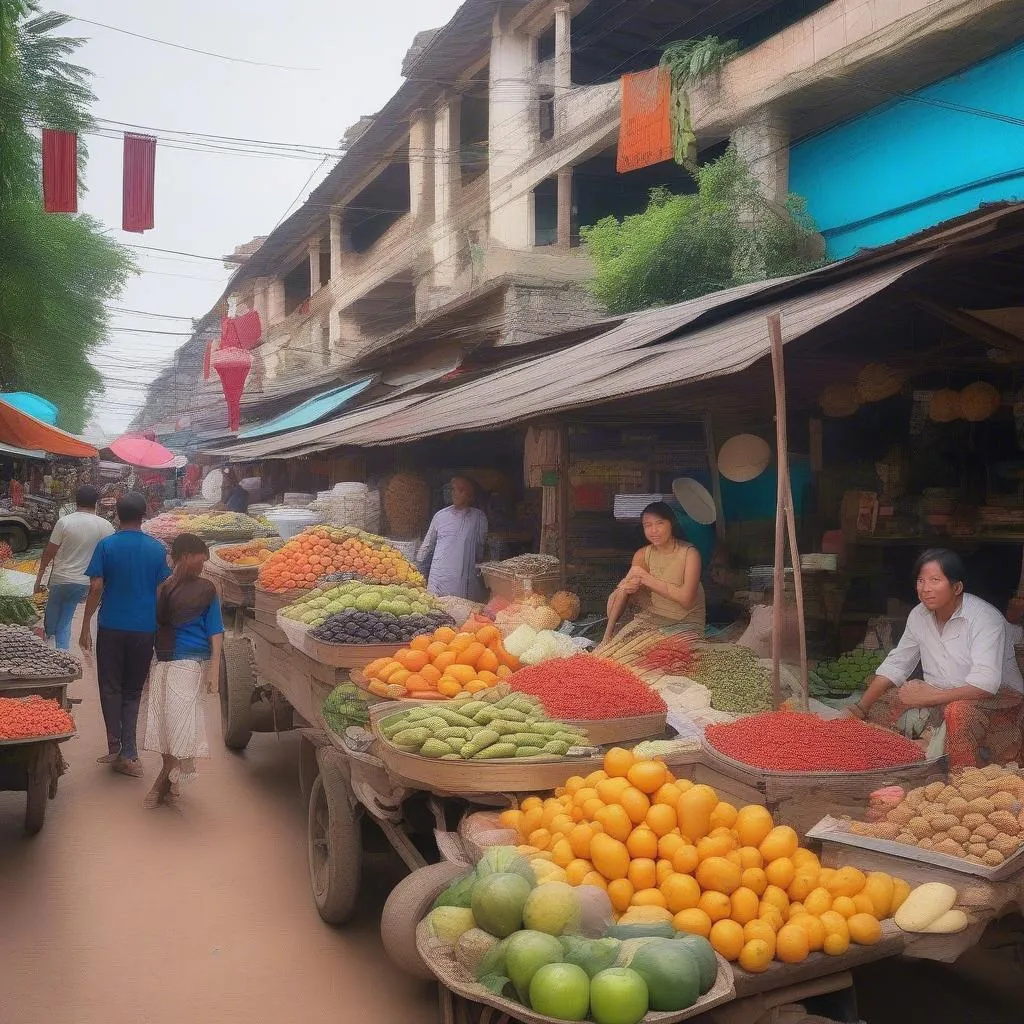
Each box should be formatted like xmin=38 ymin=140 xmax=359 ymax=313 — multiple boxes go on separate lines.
xmin=146 ymin=0 xmax=1024 ymax=430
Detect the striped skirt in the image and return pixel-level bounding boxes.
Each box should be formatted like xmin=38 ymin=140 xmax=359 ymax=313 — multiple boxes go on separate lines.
xmin=141 ymin=659 xmax=210 ymax=782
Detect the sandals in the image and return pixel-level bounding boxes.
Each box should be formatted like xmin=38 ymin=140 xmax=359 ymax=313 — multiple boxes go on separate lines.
xmin=143 ymin=776 xmax=172 ymax=809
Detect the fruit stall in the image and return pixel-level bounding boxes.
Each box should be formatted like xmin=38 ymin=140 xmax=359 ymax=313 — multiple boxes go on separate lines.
xmin=0 ymin=625 xmax=78 ymax=835
xmin=200 ymin=522 xmax=1024 ymax=1024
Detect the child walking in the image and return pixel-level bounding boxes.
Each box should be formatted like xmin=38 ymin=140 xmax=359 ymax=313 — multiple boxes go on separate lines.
xmin=142 ymin=534 xmax=223 ymax=808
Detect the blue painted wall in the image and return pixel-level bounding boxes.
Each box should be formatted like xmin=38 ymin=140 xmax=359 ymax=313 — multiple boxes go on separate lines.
xmin=789 ymin=44 xmax=1024 ymax=259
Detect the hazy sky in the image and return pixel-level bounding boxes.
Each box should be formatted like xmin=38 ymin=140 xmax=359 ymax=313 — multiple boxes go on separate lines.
xmin=65 ymin=0 xmax=462 ymax=435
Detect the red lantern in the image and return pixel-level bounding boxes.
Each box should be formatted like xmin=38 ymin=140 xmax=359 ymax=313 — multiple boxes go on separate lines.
xmin=211 ymin=346 xmax=253 ymax=432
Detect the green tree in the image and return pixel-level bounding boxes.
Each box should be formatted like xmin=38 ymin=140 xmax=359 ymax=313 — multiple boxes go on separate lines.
xmin=580 ymin=147 xmax=824 ymax=315
xmin=0 ymin=1 xmax=135 ymax=433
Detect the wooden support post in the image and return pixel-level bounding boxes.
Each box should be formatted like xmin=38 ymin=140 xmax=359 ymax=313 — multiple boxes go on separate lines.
xmin=703 ymin=413 xmax=727 ymax=542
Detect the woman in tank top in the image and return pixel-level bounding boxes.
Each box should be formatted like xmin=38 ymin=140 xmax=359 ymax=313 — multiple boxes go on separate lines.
xmin=603 ymin=501 xmax=706 ymax=642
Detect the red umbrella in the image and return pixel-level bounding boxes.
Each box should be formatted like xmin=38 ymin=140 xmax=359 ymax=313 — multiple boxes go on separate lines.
xmin=109 ymin=435 xmax=176 ymax=468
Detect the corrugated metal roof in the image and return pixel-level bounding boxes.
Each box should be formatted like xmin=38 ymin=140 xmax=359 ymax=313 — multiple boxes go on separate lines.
xmin=238 ymin=378 xmax=374 ymax=439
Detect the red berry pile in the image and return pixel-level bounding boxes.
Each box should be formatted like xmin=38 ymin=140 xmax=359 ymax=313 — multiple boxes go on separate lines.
xmin=509 ymin=653 xmax=666 ymax=720
xmin=705 ymin=710 xmax=924 ymax=772
xmin=0 ymin=695 xmax=75 ymax=740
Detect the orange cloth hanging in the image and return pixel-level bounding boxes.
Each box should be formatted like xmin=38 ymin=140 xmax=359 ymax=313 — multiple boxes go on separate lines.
xmin=616 ymin=67 xmax=673 ymax=173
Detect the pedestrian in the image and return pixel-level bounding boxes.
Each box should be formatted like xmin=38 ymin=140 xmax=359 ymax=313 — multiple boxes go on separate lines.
xmin=141 ymin=533 xmax=223 ymax=809
xmin=79 ymin=492 xmax=171 ymax=778
xmin=417 ymin=476 xmax=488 ymax=600
xmin=34 ymin=485 xmax=113 ymax=650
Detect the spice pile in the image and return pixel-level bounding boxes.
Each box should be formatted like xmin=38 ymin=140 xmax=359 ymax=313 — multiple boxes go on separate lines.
xmin=637 ymin=635 xmax=696 ymax=674
xmin=705 ymin=711 xmax=925 ymax=772
xmin=0 ymin=626 xmax=80 ymax=678
xmin=691 ymin=646 xmax=773 ymax=714
xmin=509 ymin=654 xmax=666 ymax=721
xmin=0 ymin=695 xmax=75 ymax=739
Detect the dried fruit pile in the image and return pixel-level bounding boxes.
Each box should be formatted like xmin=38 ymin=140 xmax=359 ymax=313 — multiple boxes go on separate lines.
xmin=498 ymin=746 xmax=904 ymax=968
xmin=258 ymin=525 xmax=424 ymax=593
xmin=705 ymin=711 xmax=924 ymax=772
xmin=0 ymin=695 xmax=75 ymax=739
xmin=310 ymin=607 xmax=454 ymax=646
xmin=849 ymin=767 xmax=1024 ymax=867
xmin=509 ymin=655 xmax=666 ymax=721
xmin=362 ymin=623 xmax=519 ymax=699
xmin=0 ymin=626 xmax=80 ymax=678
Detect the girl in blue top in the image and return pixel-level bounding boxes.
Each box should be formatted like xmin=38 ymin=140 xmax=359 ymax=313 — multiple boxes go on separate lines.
xmin=141 ymin=534 xmax=224 ymax=809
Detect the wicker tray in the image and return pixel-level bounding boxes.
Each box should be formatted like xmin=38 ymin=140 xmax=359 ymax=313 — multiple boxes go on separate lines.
xmin=0 ymin=729 xmax=75 ymax=747
xmin=276 ymin=612 xmax=312 ymax=651
xmin=208 ymin=540 xmax=283 ymax=582
xmin=416 ymin=920 xmax=736 ymax=1024
xmin=254 ymin=586 xmax=310 ymax=616
xmin=302 ymin=635 xmax=399 ymax=669
xmin=807 ymin=814 xmax=1024 ymax=881
xmin=567 ymin=711 xmax=667 ymax=746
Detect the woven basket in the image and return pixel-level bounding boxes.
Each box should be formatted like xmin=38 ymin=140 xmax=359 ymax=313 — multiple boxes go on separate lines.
xmin=384 ymin=472 xmax=431 ymax=539
xmin=819 ymin=384 xmax=860 ymax=418
xmin=959 ymin=381 xmax=1001 ymax=422
xmin=856 ymin=362 xmax=903 ymax=402
xmin=276 ymin=610 xmax=312 ymax=651
xmin=929 ymin=389 xmax=962 ymax=423
xmin=415 ymin=920 xmax=736 ymax=1024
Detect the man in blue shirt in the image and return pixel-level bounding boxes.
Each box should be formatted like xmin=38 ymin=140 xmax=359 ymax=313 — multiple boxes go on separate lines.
xmin=80 ymin=492 xmax=171 ymax=777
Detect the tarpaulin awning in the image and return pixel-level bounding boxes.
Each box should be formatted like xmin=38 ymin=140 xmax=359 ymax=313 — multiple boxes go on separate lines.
xmin=0 ymin=442 xmax=46 ymax=460
xmin=0 ymin=399 xmax=97 ymax=458
xmin=237 ymin=377 xmax=374 ymax=439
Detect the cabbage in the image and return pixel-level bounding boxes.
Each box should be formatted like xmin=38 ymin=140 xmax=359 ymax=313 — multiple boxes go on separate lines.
xmin=503 ymin=624 xmax=538 ymax=658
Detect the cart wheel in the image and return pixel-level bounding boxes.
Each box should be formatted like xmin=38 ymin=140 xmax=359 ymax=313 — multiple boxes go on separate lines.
xmin=299 ymin=734 xmax=319 ymax=804
xmin=24 ymin=768 xmax=47 ymax=836
xmin=381 ymin=861 xmax=471 ymax=979
xmin=307 ymin=749 xmax=361 ymax=924
xmin=220 ymin=633 xmax=254 ymax=751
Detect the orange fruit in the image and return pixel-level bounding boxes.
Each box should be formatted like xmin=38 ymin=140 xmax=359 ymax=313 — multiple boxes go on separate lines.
xmin=764 ymin=857 xmax=795 ymax=890
xmin=477 ymin=670 xmax=498 ymax=684
xmin=738 ymin=846 xmax=764 ymax=870
xmin=734 ymin=805 xmax=774 ymax=848
xmin=653 ymin=782 xmax=683 ymax=807
xmin=709 ymin=801 xmax=739 ymax=830
xmin=696 ymin=856 xmax=742 ymax=895
xmin=804 ymin=887 xmax=833 ymax=917
xmin=788 ymin=913 xmax=825 ymax=951
xmin=661 ymin=872 xmax=701 ymax=913
xmin=433 ymin=651 xmax=457 ymax=672
xmin=673 ymin=908 xmax=713 ymax=937
xmin=698 ymin=891 xmax=732 ymax=923
xmin=627 ymin=759 xmax=668 ymax=795
xmin=498 ymin=808 xmax=524 ymax=831
xmin=464 ymin=679 xmax=489 ymax=693
xmin=824 ymin=931 xmax=850 ymax=956
xmin=677 ymin=785 xmax=719 ymax=842
xmin=819 ymin=911 xmax=850 ymax=941
xmin=590 ymin=833 xmax=630 ymax=881
xmin=826 ymin=866 xmax=867 ymax=898
xmin=741 ymin=868 xmax=768 ymax=896
xmin=697 ymin=832 xmax=736 ymax=861
xmin=853 ymin=893 xmax=876 ymax=916
xmin=627 ymin=858 xmax=657 ymax=891
xmin=596 ymin=777 xmax=631 ymax=804
xmin=603 ymin=747 xmax=635 ymax=778
xmin=476 ymin=649 xmax=499 ymax=674
xmin=645 ymin=804 xmax=677 ymax=837
xmin=582 ymin=798 xmax=605 ymax=820
xmin=419 ymin=664 xmax=442 ymax=686
xmin=725 ymin=851 xmax=743 ymax=868
xmin=657 ymin=833 xmax=686 ymax=861
xmin=581 ymin=871 xmax=608 ymax=891
xmin=584 ymin=769 xmax=608 ymax=788
xmin=776 ymin=924 xmax=810 ymax=964
xmin=449 ymin=632 xmax=476 ymax=652
xmin=619 ymin=787 xmax=652 ymax=826
xmin=436 ymin=678 xmax=462 ymax=697
xmin=527 ymin=828 xmax=552 ymax=851
xmin=631 ymin=888 xmax=668 ymax=909
xmin=671 ymin=845 xmax=699 ymax=876
xmin=401 ymin=650 xmax=429 ymax=672
xmin=759 ymin=825 xmax=799 ymax=863
xmin=404 ymin=673 xmax=429 ymax=692
xmin=456 ymin=642 xmax=485 ymax=667
xmin=656 ymin=859 xmax=675 ymax=886
xmin=595 ymin=804 xmax=633 ymax=843
xmin=607 ymin=878 xmax=635 ymax=914
xmin=434 ymin=627 xmax=456 ymax=643
xmin=730 ymin=887 xmax=760 ymax=926
xmin=744 ymin=918 xmax=777 ymax=950
xmin=625 ymin=827 xmax=659 ymax=860
xmin=409 ymin=635 xmax=431 ymax=652
xmin=709 ymin=919 xmax=745 ymax=961
xmin=569 ymin=823 xmax=598 ymax=860
xmin=474 ymin=624 xmax=500 ymax=645
xmin=739 ymin=938 xmax=773 ymax=973
xmin=551 ymin=839 xmax=574 ymax=867
xmin=788 ymin=869 xmax=821 ymax=903
xmin=446 ymin=664 xmax=477 ymax=685
xmin=758 ymin=905 xmax=785 ymax=933
xmin=761 ymin=885 xmax=790 ymax=914
xmin=792 ymin=848 xmax=821 ymax=872
xmin=425 ymin=641 xmax=448 ymax=660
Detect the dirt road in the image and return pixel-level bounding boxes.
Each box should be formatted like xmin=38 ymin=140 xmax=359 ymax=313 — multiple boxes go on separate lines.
xmin=0 ymin=643 xmax=438 ymax=1024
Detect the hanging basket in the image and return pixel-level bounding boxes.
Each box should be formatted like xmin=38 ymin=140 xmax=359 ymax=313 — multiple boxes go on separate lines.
xmin=856 ymin=362 xmax=903 ymax=402
xmin=959 ymin=381 xmax=1001 ymax=422
xmin=820 ymin=384 xmax=860 ymax=418
xmin=929 ymin=389 xmax=962 ymax=423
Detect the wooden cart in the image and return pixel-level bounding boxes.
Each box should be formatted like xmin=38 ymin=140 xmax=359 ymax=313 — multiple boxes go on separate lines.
xmin=0 ymin=674 xmax=76 ymax=835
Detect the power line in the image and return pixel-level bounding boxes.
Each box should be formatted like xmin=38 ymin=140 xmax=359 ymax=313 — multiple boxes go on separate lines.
xmin=68 ymin=16 xmax=319 ymax=72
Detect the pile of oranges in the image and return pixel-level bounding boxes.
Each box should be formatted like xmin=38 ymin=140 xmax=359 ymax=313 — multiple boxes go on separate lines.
xmin=216 ymin=540 xmax=279 ymax=567
xmin=258 ymin=526 xmax=424 ymax=594
xmin=362 ymin=623 xmax=520 ymax=699
xmin=498 ymin=747 xmax=905 ymax=973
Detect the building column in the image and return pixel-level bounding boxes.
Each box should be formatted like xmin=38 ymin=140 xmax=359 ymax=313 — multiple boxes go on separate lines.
xmin=329 ymin=214 xmax=343 ymax=282
xmin=433 ymin=97 xmax=462 ymax=288
xmin=553 ymin=2 xmax=572 ymax=135
xmin=308 ymin=240 xmax=322 ymax=295
xmin=556 ymin=166 xmax=573 ymax=249
xmin=268 ymin=279 xmax=286 ymax=324
xmin=253 ymin=278 xmax=270 ymax=329
xmin=731 ymin=113 xmax=790 ymax=206
xmin=409 ymin=109 xmax=435 ymax=223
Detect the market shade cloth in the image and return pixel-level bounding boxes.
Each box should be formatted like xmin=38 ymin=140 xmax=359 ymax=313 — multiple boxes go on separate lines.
xmin=0 ymin=399 xmax=97 ymax=458
xmin=123 ymin=133 xmax=156 ymax=233
xmin=617 ymin=66 xmax=673 ymax=173
xmin=109 ymin=435 xmax=175 ymax=468
xmin=41 ymin=129 xmax=78 ymax=213
xmin=0 ymin=441 xmax=46 ymax=459
xmin=0 ymin=392 xmax=58 ymax=425
xmin=238 ymin=378 xmax=374 ymax=439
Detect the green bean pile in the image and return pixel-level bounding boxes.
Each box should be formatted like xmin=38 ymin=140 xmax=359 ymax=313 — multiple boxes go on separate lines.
xmin=691 ymin=645 xmax=773 ymax=714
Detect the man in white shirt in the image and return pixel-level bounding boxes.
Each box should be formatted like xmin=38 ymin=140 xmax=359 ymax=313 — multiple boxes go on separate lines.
xmin=34 ymin=485 xmax=113 ymax=650
xmin=417 ymin=477 xmax=488 ymax=600
xmin=851 ymin=548 xmax=1023 ymax=768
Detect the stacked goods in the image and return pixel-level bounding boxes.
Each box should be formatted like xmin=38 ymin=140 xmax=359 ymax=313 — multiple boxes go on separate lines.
xmin=0 ymin=695 xmax=75 ymax=740
xmin=705 ymin=712 xmax=924 ymax=772
xmin=362 ymin=623 xmax=519 ymax=699
xmin=809 ymin=650 xmax=883 ymax=699
xmin=187 ymin=511 xmax=275 ymax=540
xmin=321 ymin=683 xmax=371 ymax=734
xmin=495 ymin=594 xmax=563 ymax=634
xmin=0 ymin=626 xmax=79 ymax=678
xmin=280 ymin=581 xmax=445 ymax=629
xmin=482 ymin=554 xmax=561 ymax=602
xmin=383 ymin=472 xmax=431 ymax=538
xmin=310 ymin=607 xmax=455 ymax=646
xmin=503 ymin=624 xmax=579 ymax=665
xmin=690 ymin=646 xmax=772 ymax=714
xmin=214 ymin=538 xmax=281 ymax=567
xmin=257 ymin=525 xmax=425 ymax=593
xmin=377 ymin=685 xmax=590 ymax=760
xmin=509 ymin=655 xmax=667 ymax=721
xmin=422 ymin=846 xmax=724 ymax=1024
xmin=847 ymin=767 xmax=1024 ymax=867
xmin=498 ymin=747 xmax=904 ymax=969
xmin=142 ymin=512 xmax=188 ymax=542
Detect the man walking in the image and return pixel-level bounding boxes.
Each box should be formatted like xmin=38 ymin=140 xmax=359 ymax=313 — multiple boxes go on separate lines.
xmin=417 ymin=476 xmax=488 ymax=600
xmin=79 ymin=492 xmax=171 ymax=777
xmin=34 ymin=485 xmax=113 ymax=650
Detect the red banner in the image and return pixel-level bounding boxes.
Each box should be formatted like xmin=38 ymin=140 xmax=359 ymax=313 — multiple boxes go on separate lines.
xmin=42 ymin=129 xmax=78 ymax=213
xmin=617 ymin=67 xmax=673 ymax=173
xmin=122 ymin=133 xmax=156 ymax=232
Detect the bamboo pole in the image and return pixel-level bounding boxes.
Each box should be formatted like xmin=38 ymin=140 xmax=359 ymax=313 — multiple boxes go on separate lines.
xmin=703 ymin=413 xmax=727 ymax=542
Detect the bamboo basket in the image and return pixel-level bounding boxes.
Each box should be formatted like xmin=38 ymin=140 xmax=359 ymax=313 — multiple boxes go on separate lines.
xmin=416 ymin=920 xmax=736 ymax=1024
xmin=254 ymin=586 xmax=309 ymax=616
xmin=302 ymin=636 xmax=399 ymax=669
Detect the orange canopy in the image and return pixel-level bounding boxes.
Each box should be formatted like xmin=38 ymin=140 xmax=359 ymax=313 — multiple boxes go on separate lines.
xmin=0 ymin=399 xmax=97 ymax=458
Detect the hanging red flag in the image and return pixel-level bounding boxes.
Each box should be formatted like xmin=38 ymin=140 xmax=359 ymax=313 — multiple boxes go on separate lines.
xmin=233 ymin=309 xmax=263 ymax=349
xmin=122 ymin=133 xmax=156 ymax=232
xmin=220 ymin=316 xmax=241 ymax=350
xmin=617 ymin=67 xmax=673 ymax=173
xmin=212 ymin=347 xmax=253 ymax=432
xmin=42 ymin=129 xmax=78 ymax=213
